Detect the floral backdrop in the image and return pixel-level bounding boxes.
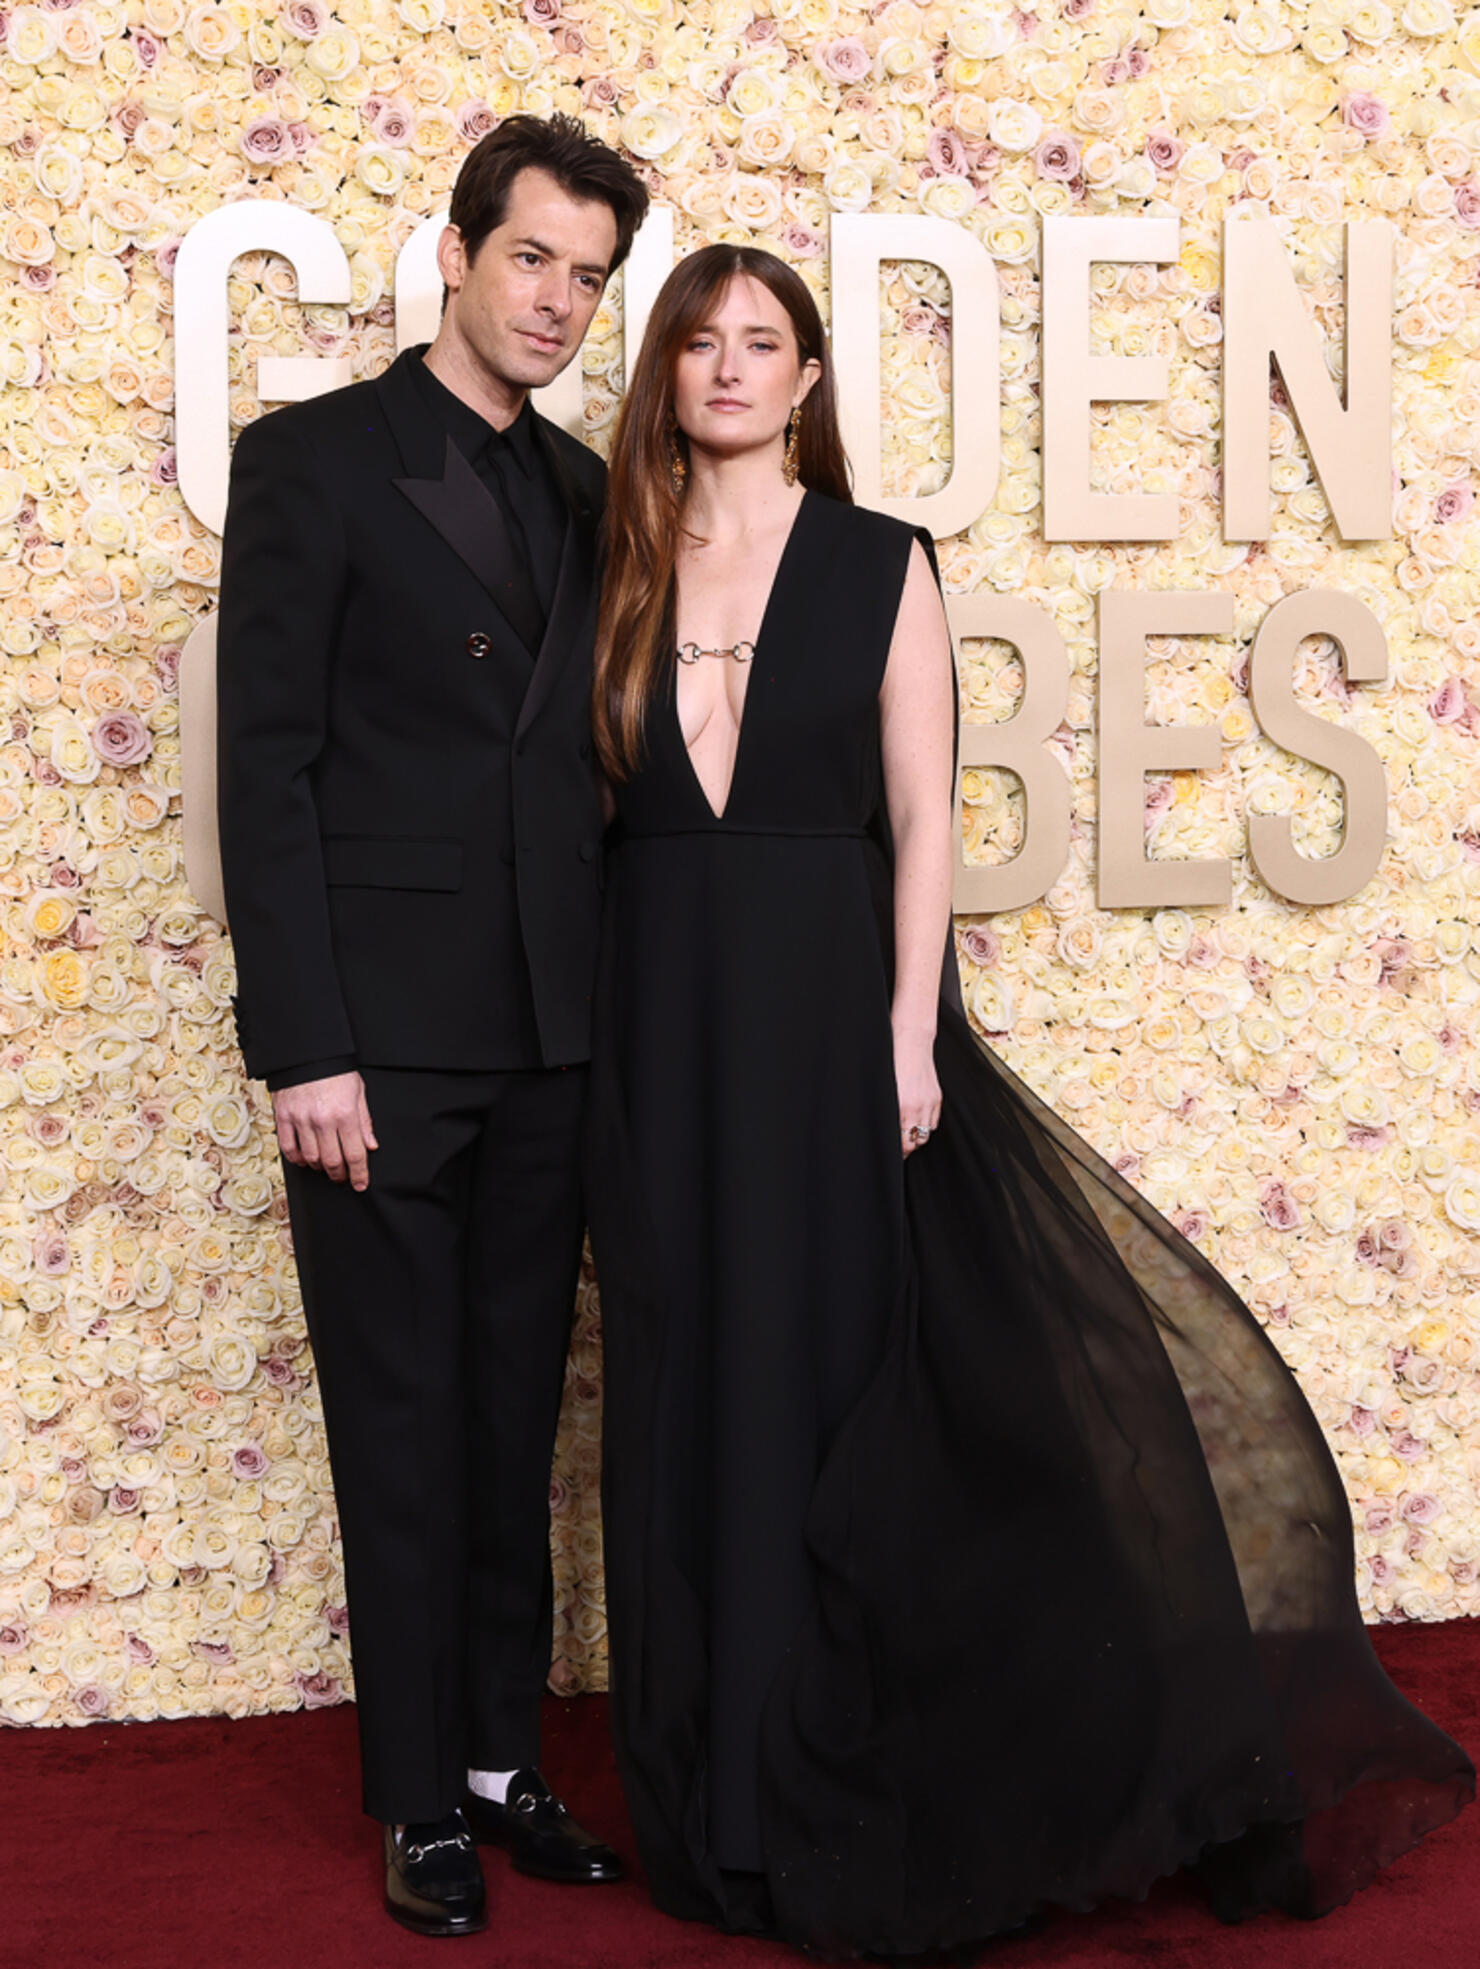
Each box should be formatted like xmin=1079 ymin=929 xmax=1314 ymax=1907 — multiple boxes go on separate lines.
xmin=1 ymin=0 xmax=1478 ymax=1729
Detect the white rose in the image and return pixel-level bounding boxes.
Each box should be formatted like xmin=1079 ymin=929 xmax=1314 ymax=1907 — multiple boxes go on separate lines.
xmin=183 ymin=6 xmax=242 ymax=62
xmin=1402 ymin=0 xmax=1455 ymax=31
xmin=988 ymin=100 xmax=1042 ymax=154
xmin=823 ymin=161 xmax=873 ymax=212
xmin=621 ymin=108 xmax=682 ymax=160
xmin=355 ymin=147 xmax=406 ymax=198
xmin=306 ymin=23 xmax=360 ymax=81
xmin=1444 ymin=1176 xmax=1480 ymax=1232
xmin=6 ymin=8 xmax=58 ymax=64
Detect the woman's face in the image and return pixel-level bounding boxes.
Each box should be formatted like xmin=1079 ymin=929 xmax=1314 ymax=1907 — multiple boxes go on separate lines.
xmin=671 ymin=273 xmax=820 ymax=464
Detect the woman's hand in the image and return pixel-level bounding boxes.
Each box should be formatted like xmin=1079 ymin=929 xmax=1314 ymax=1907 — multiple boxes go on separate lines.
xmin=894 ymin=1023 xmax=941 ymax=1159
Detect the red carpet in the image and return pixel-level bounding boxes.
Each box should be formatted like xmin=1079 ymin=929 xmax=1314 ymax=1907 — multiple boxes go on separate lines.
xmin=4 ymin=1620 xmax=1478 ymax=1969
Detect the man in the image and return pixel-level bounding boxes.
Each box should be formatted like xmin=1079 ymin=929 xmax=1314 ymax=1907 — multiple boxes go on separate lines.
xmin=217 ymin=116 xmax=648 ymax=1938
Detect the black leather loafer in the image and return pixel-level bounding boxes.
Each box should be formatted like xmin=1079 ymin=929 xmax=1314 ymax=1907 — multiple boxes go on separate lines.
xmin=384 ymin=1810 xmax=488 ymax=1936
xmin=464 ymin=1770 xmax=624 ymax=1884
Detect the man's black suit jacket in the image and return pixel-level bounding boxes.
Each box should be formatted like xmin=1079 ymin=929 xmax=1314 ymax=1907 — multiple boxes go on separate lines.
xmin=216 ymin=346 xmax=607 ymax=1085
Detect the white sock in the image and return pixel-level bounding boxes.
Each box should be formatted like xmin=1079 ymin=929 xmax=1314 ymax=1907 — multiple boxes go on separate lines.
xmin=468 ymin=1767 xmax=518 ymax=1804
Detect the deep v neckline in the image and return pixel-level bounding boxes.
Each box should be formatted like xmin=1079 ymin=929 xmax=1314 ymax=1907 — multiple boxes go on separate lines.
xmin=673 ymin=491 xmax=812 ymax=824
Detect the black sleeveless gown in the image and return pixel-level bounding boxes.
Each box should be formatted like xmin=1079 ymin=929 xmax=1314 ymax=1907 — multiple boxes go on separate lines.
xmin=586 ymin=489 xmax=1472 ymax=1958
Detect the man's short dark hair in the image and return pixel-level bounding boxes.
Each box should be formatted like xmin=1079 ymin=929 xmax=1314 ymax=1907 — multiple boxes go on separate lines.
xmin=450 ymin=114 xmax=649 ymax=274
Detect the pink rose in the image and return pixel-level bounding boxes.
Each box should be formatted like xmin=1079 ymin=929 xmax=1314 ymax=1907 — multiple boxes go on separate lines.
xmin=1343 ymin=92 xmax=1389 ymax=140
xmin=296 ymin=1670 xmax=344 ymax=1709
xmin=195 ymin=1640 xmax=235 ymax=1664
xmin=1365 ymin=1499 xmax=1396 ymax=1532
xmin=1063 ymin=0 xmax=1095 ymax=15
xmin=1258 ymin=1181 xmax=1302 ymax=1231
xmin=34 ymin=1231 xmax=69 ymax=1275
xmin=523 ymin=0 xmax=560 ymax=21
xmin=242 ymin=118 xmax=296 ymax=167
xmin=1456 ymin=181 xmax=1480 ymax=228
xmin=154 ymin=237 xmax=181 ymax=279
xmin=928 ymin=129 xmax=969 ymax=177
xmin=1175 ymin=1211 xmax=1208 ymax=1241
xmin=1146 ymin=130 xmax=1184 ymax=175
xmin=74 ymin=1685 xmax=110 ymax=1719
xmin=1402 ymin=1493 xmax=1441 ymax=1525
xmin=1144 ymin=779 xmax=1175 ymax=826
xmin=1375 ymin=937 xmax=1411 ymax=979
xmin=815 ymin=36 xmax=872 ymax=84
xmin=150 ymin=448 xmax=177 ymax=488
xmin=959 ymin=925 xmax=1000 ymax=967
xmin=281 ymin=0 xmax=326 ymax=38
xmin=20 ymin=265 xmax=54 ymax=291
xmin=134 ymin=28 xmax=160 ymax=67
xmin=372 ymin=98 xmax=414 ymax=147
xmin=1434 ymin=484 xmax=1473 ymax=523
xmin=1391 ymin=1431 xmax=1426 ymax=1463
xmin=30 ymin=1114 xmax=67 ymax=1145
xmin=91 ymin=709 xmax=152 ymax=766
xmin=127 ymin=1410 xmax=163 ymax=1451
xmin=457 ymin=98 xmax=496 ymax=142
xmin=1033 ymin=131 xmax=1081 ymax=182
xmin=252 ymin=64 xmax=280 ymax=91
xmin=325 ymin=1605 xmax=350 ymax=1638
xmin=1348 ymin=1124 xmax=1392 ymax=1150
xmin=232 ymin=1444 xmax=269 ymax=1478
xmin=0 ymin=1624 xmax=28 ymax=1655
xmin=744 ymin=15 xmax=779 ymax=40
xmin=108 ymin=1487 xmax=141 ymax=1514
xmin=125 ymin=1635 xmax=156 ymax=1665
xmin=780 ymin=223 xmax=825 ymax=259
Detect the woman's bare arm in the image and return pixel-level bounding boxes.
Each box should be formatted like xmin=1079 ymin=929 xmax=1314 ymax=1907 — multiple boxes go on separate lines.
xmin=879 ymin=540 xmax=956 ymax=1157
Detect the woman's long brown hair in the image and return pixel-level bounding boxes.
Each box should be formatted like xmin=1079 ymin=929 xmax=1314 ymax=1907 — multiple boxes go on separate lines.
xmin=593 ymin=245 xmax=852 ymax=781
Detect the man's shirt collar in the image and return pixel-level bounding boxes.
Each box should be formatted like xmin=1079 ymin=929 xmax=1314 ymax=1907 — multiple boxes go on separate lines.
xmin=412 ymin=349 xmax=539 ymax=479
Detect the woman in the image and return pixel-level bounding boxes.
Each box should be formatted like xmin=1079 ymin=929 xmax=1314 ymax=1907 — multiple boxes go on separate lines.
xmin=585 ymin=244 xmax=1472 ymax=1958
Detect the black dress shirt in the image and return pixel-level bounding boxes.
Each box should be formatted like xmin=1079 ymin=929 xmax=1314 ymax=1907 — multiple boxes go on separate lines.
xmin=263 ymin=358 xmax=569 ymax=1094
xmin=409 ymin=352 xmax=567 ymax=632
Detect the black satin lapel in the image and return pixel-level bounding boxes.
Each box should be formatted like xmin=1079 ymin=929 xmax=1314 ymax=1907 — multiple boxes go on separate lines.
xmin=375 ymin=346 xmax=443 ymax=480
xmin=515 ymin=502 xmax=598 ymax=740
xmin=393 ymin=436 xmax=546 ymax=654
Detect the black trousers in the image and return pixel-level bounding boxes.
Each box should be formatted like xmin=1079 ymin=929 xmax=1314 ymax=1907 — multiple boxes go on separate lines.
xmin=281 ymin=1063 xmax=586 ymax=1823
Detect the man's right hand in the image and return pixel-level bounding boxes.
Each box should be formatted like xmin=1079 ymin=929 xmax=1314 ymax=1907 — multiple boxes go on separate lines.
xmin=273 ymin=1071 xmax=378 ymax=1191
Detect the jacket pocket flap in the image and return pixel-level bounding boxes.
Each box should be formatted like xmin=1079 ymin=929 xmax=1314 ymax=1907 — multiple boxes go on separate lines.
xmin=322 ymin=836 xmax=463 ymax=891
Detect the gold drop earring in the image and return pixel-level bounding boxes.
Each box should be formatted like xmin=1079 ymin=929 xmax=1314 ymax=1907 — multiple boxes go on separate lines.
xmin=782 ymin=408 xmax=800 ymax=487
xmin=667 ymin=415 xmax=688 ymax=496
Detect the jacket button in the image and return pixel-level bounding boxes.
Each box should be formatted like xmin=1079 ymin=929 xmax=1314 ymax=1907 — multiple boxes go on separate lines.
xmin=466 ymin=631 xmax=491 ymax=658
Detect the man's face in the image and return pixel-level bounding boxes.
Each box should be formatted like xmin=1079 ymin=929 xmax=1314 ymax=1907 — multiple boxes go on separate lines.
xmin=439 ymin=166 xmax=619 ymax=396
